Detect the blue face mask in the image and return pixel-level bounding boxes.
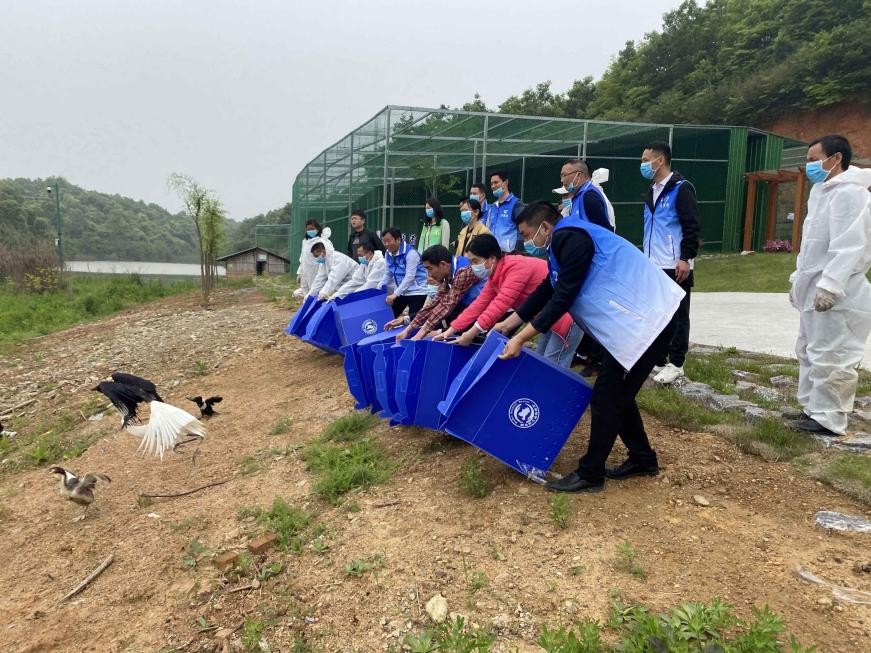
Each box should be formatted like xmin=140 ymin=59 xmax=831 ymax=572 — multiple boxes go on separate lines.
xmin=523 ymin=224 xmax=548 ymax=257
xmin=306 ymin=229 xmax=318 ymax=238
xmin=469 ymin=193 xmax=480 ymax=203
xmin=639 ymin=161 xmax=655 ymax=180
xmin=561 ymin=197 xmax=572 ymax=210
xmin=805 ymin=155 xmax=834 ymax=184
xmin=564 ymin=172 xmax=580 ymax=194
xmin=358 ymin=256 xmax=369 ymax=265
xmin=471 ymin=262 xmax=491 ymax=280
xmin=314 ymin=256 xmax=326 ymax=265
xmin=460 ymin=210 xmax=472 ymax=224
xmin=492 ymin=187 xmax=504 ymax=199
xmin=425 ymin=208 xmax=435 ymax=219
xmin=425 ymin=283 xmax=439 ymax=298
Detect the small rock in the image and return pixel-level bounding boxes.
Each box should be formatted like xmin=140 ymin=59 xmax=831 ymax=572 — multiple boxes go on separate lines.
xmin=214 ymin=628 xmax=234 ymax=640
xmin=817 ymin=597 xmax=833 ymax=607
xmin=693 ymin=495 xmax=711 ymax=507
xmin=247 ymin=533 xmax=278 ymax=555
xmin=214 ymin=552 xmax=239 ymax=572
xmin=770 ymin=375 xmax=797 ymax=388
xmin=854 ymin=396 xmax=871 ymax=408
xmin=251 ymin=579 xmax=261 ymax=589
xmin=732 ymin=370 xmax=759 ymax=381
xmin=852 ymin=409 xmax=871 ymax=422
xmin=425 ymin=594 xmax=448 ymax=624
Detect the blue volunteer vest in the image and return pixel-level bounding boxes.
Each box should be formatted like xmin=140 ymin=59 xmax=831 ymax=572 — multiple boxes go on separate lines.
xmin=387 ymin=242 xmax=427 ymax=291
xmin=452 ymin=255 xmax=484 ymax=305
xmin=643 ymin=180 xmax=685 ymax=268
xmin=570 ymin=180 xmax=611 ymax=230
xmin=548 ymin=213 xmax=685 ymax=370
xmin=486 ymin=193 xmax=521 ymax=251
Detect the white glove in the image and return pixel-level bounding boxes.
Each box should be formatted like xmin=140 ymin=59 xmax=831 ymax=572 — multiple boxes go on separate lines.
xmin=813 ymin=289 xmax=836 ymax=312
xmin=788 ymin=285 xmax=795 ymax=308
xmin=317 ymin=291 xmax=330 ymax=301
xmin=292 ymin=288 xmax=304 ymax=298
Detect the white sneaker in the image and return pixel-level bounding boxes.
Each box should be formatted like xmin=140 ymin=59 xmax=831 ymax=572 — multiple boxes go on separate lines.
xmin=654 ymin=363 xmax=684 ymax=384
xmin=651 ymin=365 xmax=664 ymax=377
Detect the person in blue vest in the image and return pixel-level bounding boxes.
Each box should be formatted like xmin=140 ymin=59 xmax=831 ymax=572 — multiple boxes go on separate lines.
xmin=497 ymin=201 xmax=685 ymax=493
xmin=485 ymin=170 xmax=525 ymax=252
xmin=380 ymin=227 xmax=429 ymax=320
xmin=387 ymin=245 xmax=485 ymax=342
xmin=641 ymin=141 xmax=701 ymax=385
xmin=556 ymin=159 xmax=613 ymax=231
xmin=468 ymin=182 xmax=490 ymax=218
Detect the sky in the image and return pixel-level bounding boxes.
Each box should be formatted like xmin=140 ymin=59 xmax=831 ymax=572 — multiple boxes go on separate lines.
xmin=0 ymin=0 xmax=685 ymax=220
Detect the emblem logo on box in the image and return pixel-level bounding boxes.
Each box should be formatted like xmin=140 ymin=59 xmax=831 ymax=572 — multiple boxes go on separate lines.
xmin=362 ymin=319 xmax=378 ymax=335
xmin=508 ymin=398 xmax=540 ymax=429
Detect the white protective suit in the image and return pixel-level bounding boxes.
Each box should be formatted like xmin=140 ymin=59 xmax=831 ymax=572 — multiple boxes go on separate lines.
xmin=295 ymin=227 xmax=333 ymax=298
xmin=591 ymin=168 xmax=617 ymax=228
xmin=332 ymin=250 xmax=386 ymax=299
xmin=790 ymin=165 xmax=871 ymax=434
xmin=308 ymin=250 xmax=358 ymax=299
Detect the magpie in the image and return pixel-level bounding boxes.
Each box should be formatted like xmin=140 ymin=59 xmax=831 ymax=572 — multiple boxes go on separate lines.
xmin=186 ymin=395 xmax=223 ymax=418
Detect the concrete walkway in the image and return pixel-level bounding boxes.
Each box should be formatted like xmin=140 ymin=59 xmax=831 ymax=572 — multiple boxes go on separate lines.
xmin=690 ymin=292 xmax=871 ymax=369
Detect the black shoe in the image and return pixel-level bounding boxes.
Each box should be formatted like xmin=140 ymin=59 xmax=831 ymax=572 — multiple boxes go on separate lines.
xmin=605 ymin=459 xmax=660 ymax=480
xmin=545 ymin=472 xmax=603 ymax=493
xmin=781 ymin=408 xmax=810 ymax=420
xmin=790 ymin=418 xmax=841 ymax=437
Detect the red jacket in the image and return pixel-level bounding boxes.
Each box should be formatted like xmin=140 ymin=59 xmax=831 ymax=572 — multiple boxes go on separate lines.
xmin=451 ymin=255 xmax=574 ymax=341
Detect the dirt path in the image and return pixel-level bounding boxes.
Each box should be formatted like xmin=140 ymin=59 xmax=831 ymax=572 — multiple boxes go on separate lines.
xmin=0 ymin=289 xmax=869 ymax=652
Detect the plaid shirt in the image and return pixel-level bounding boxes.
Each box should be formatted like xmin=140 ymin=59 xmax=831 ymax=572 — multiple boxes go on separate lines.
xmin=410 ymin=267 xmax=480 ymax=332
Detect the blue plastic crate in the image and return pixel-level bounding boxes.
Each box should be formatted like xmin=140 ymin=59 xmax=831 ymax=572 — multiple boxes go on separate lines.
xmin=438 ymin=331 xmax=593 ymax=481
xmin=372 ymin=342 xmax=405 ymax=423
xmin=333 ymin=289 xmax=395 ymax=346
xmin=341 ymin=331 xmax=397 ymax=412
xmin=302 ymin=301 xmax=342 ymax=354
xmin=285 ymin=295 xmax=321 ymax=338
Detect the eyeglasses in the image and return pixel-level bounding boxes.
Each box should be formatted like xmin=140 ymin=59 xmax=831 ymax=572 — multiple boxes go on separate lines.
xmin=559 ymin=170 xmax=582 ymax=179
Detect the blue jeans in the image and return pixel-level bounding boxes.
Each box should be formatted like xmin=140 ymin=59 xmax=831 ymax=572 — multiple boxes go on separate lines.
xmin=536 ymin=323 xmax=583 ymax=369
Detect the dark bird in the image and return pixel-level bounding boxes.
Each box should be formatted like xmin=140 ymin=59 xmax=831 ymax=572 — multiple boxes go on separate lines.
xmin=187 ymin=395 xmax=222 ymax=417
xmin=49 ymin=466 xmax=111 ymax=522
xmin=110 ymin=372 xmax=163 ymax=402
xmin=93 ymin=381 xmax=152 ymax=427
xmin=0 ymin=422 xmax=16 ymax=438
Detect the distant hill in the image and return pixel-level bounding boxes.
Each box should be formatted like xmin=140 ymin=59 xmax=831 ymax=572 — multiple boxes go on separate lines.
xmin=0 ymin=177 xmax=292 ymax=263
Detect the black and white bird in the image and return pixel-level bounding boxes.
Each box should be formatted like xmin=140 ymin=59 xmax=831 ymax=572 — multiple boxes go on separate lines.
xmin=0 ymin=422 xmax=17 ymax=439
xmin=93 ymin=372 xmax=205 ymax=459
xmin=186 ymin=395 xmax=222 ymax=418
xmin=48 ymin=466 xmax=111 ymax=522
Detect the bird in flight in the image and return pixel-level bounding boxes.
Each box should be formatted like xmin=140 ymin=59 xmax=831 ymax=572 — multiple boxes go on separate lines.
xmin=187 ymin=395 xmax=223 ymax=418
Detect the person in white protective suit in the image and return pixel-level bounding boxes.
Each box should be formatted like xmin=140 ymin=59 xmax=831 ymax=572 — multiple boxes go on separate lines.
xmin=307 ymin=241 xmax=358 ymax=301
xmin=294 ymin=220 xmax=333 ymax=298
xmin=788 ymin=134 xmax=871 ymax=436
xmin=331 ymin=241 xmax=386 ymax=299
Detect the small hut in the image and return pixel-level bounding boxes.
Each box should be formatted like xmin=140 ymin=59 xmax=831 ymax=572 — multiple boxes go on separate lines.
xmin=217 ymin=247 xmax=290 ymax=277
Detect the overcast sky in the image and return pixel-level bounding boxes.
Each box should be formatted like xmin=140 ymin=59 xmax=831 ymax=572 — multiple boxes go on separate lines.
xmin=0 ymin=0 xmax=685 ymax=220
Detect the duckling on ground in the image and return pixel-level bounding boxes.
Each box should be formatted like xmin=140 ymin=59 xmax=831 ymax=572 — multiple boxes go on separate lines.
xmin=48 ymin=466 xmax=111 ymax=522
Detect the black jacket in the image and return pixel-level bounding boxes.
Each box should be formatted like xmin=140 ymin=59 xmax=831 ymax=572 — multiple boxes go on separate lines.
xmin=347 ymin=228 xmax=385 ymax=258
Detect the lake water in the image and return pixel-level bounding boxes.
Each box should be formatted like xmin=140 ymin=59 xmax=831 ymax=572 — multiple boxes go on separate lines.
xmin=66 ymin=261 xmax=225 ymax=277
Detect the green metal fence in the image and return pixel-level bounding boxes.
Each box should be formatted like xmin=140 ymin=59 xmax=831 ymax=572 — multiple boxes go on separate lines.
xmin=289 ymin=106 xmax=805 ymax=267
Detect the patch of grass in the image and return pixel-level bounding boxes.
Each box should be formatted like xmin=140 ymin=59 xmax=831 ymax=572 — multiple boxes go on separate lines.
xmin=683 ymin=354 xmax=735 ymax=394
xmin=459 ymin=456 xmax=489 ymax=498
xmin=80 ymin=394 xmax=106 ymax=418
xmin=169 ymin=516 xmax=203 ymax=533
xmin=303 ymin=436 xmax=394 ymax=504
xmin=735 ymin=417 xmax=819 ymax=461
xmin=538 ymin=619 xmax=604 ymax=652
xmin=256 ymin=497 xmax=313 ymax=551
xmin=228 ymin=552 xmax=256 ymax=580
xmin=181 ymin=539 xmax=209 ymax=569
xmin=404 ymin=616 xmax=496 ymax=653
xmin=694 ymin=253 xmax=796 ymax=293
xmin=0 ymin=274 xmax=198 ymax=347
xmin=255 ymin=561 xmax=284 ymax=582
xmin=549 ymin=493 xmax=572 ymax=529
xmin=637 ymin=386 xmax=725 ymax=431
xmin=270 ymin=416 xmax=292 ymax=435
xmin=796 ymin=452 xmax=871 ymax=504
xmin=193 ymin=359 xmax=209 ymax=376
xmin=238 ymin=455 xmax=261 ymax=476
xmin=240 ymin=618 xmax=265 ymax=652
xmin=320 ymin=411 xmax=379 ymax=442
xmin=344 ymin=501 xmax=361 ymax=513
xmin=0 ymin=410 xmax=101 ymax=476
xmin=469 ymin=570 xmax=488 ymax=593
xmin=569 ymin=564 xmax=585 ymax=576
xmin=343 ymin=554 xmax=384 ymax=578
xmin=615 ymin=541 xmax=647 ymax=581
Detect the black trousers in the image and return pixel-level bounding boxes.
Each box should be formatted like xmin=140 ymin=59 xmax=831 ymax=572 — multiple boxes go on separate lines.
xmin=657 ymin=269 xmax=693 ymax=368
xmin=576 ymin=322 xmax=674 ymax=483
xmin=391 ymin=294 xmax=427 ymax=320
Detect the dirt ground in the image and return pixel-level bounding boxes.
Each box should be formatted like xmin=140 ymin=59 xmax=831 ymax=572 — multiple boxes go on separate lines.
xmin=0 ymin=287 xmax=869 ymax=653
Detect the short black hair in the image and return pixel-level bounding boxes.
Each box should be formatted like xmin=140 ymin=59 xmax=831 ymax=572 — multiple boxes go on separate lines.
xmin=809 ymin=134 xmax=852 ymax=169
xmin=425 ymin=197 xmax=444 ymax=220
xmin=471 ymin=183 xmax=488 ymax=195
xmin=382 ymin=227 xmax=403 ymax=241
xmin=515 ymin=200 xmax=561 ymax=229
xmin=305 ymin=219 xmax=322 ymax=234
xmin=645 ymin=141 xmax=672 ymax=165
xmin=490 ymin=170 xmax=510 ymax=184
xmin=350 ymin=209 xmax=367 ymax=221
xmin=467 ymin=233 xmax=504 ymax=260
xmin=562 ymin=158 xmax=590 ymax=176
xmin=310 ymin=241 xmax=326 ymax=254
xmin=460 ymin=198 xmax=483 ymax=215
xmin=421 ymin=245 xmax=452 ymax=266
xmin=356 ymin=242 xmax=374 ymax=254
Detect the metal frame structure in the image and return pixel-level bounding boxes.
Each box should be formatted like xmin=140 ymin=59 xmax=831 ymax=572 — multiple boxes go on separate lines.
xmin=288 ymin=105 xmax=804 ymax=267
